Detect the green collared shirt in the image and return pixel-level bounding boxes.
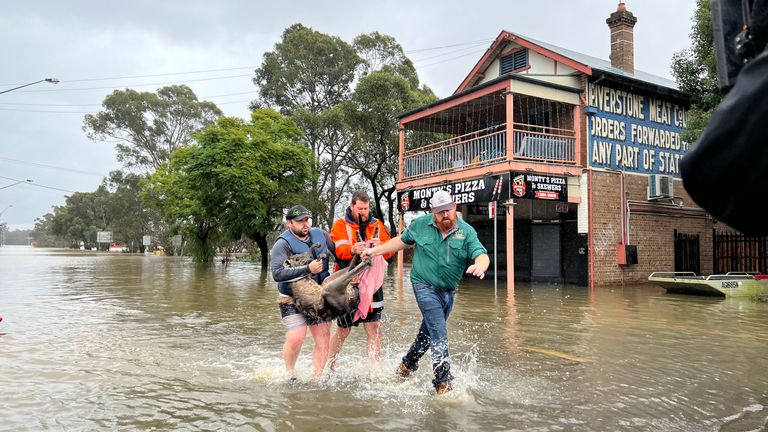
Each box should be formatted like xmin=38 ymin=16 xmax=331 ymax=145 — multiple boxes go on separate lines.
xmin=401 ymin=214 xmax=488 ymax=291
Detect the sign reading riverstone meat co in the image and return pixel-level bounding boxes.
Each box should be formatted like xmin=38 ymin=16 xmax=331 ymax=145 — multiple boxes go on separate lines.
xmin=510 ymin=172 xmax=568 ymax=201
xmin=587 ymin=81 xmax=689 ymax=178
xmin=399 ymin=174 xmax=508 ymax=212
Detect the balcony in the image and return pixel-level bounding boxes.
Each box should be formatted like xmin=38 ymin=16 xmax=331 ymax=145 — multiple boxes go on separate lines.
xmin=400 ymin=88 xmax=578 ymax=181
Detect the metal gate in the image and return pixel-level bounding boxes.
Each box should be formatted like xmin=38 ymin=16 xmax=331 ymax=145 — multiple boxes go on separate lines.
xmin=713 ymin=230 xmax=768 ymax=274
xmin=674 ymin=230 xmax=700 ymax=274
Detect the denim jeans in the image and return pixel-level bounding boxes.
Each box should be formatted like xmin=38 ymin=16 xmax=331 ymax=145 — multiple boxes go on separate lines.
xmin=401 ymin=281 xmax=455 ymax=388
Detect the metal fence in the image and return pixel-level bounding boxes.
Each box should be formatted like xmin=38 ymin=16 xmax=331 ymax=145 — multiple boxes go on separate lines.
xmin=713 ymin=229 xmax=768 ymax=274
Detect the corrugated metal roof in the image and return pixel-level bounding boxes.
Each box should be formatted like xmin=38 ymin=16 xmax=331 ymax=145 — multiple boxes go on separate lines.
xmin=505 ymin=31 xmax=680 ymax=91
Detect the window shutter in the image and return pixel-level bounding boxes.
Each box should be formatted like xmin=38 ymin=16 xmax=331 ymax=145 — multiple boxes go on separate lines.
xmin=500 ymin=49 xmax=529 ymax=75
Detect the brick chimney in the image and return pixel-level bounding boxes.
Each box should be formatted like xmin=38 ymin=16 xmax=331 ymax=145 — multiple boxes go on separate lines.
xmin=606 ymin=2 xmax=638 ymax=72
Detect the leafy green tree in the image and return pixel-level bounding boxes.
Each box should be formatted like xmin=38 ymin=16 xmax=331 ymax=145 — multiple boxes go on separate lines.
xmin=45 ymin=190 xmax=110 ymax=247
xmin=345 ymin=71 xmax=436 ymax=233
xmin=353 ymin=32 xmax=420 ymax=89
xmin=83 ymin=85 xmax=222 ymax=171
xmin=345 ymin=33 xmax=437 ymax=233
xmin=143 ymin=110 xmax=315 ymax=264
xmin=671 ymin=0 xmax=722 ymax=144
xmin=102 ymin=170 xmax=154 ymax=252
xmin=253 ymin=24 xmax=362 ymax=228
xmin=32 ymin=213 xmax=68 ymax=247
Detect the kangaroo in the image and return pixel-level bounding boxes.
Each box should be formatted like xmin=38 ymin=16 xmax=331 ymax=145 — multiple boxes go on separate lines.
xmin=283 ymin=243 xmax=371 ymax=321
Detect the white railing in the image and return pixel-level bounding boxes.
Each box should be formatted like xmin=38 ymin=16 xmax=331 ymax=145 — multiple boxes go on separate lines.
xmin=403 ymin=126 xmax=506 ymax=180
xmin=402 ymin=123 xmax=577 ymax=180
xmin=513 ymin=129 xmax=575 ymax=163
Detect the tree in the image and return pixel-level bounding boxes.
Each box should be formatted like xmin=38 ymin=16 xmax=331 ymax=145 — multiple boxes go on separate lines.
xmin=345 ymin=71 xmax=436 ymax=234
xmin=252 ymin=24 xmax=363 ymax=228
xmin=83 ymin=85 xmax=222 ymax=171
xmin=102 ymin=170 xmax=153 ymax=252
xmin=32 ymin=213 xmax=69 ymax=247
xmin=671 ymin=0 xmax=722 ymax=144
xmin=45 ymin=190 xmax=110 ymax=247
xmin=345 ymin=33 xmax=437 ymax=233
xmin=143 ymin=110 xmax=315 ymax=264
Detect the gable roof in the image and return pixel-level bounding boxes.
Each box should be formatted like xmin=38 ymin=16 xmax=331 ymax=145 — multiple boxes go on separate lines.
xmin=455 ymin=30 xmax=679 ymax=95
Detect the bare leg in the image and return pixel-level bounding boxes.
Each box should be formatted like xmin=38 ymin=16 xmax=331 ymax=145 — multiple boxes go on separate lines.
xmin=309 ymin=322 xmax=331 ymax=380
xmin=327 ymin=326 xmax=352 ymax=370
xmin=283 ymin=325 xmax=308 ymax=376
xmin=363 ymin=321 xmax=381 ymax=363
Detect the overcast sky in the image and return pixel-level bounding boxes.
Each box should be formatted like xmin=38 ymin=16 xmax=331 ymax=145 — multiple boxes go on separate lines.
xmin=0 ymin=0 xmax=695 ymax=230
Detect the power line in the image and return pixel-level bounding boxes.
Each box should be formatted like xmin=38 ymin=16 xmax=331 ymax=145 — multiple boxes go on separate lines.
xmin=414 ymin=48 xmax=488 ymax=69
xmin=0 ymin=66 xmax=258 ymax=86
xmin=0 ymin=99 xmax=254 ymax=113
xmin=0 ymin=175 xmax=77 ymax=193
xmin=0 ymin=91 xmax=258 ymax=108
xmin=0 ymin=157 xmax=106 ymax=177
xmin=406 ymin=38 xmax=493 ymax=54
xmin=411 ymin=41 xmax=490 ymax=63
xmin=13 ymin=74 xmax=253 ymax=93
xmin=0 ymin=108 xmax=92 ymax=114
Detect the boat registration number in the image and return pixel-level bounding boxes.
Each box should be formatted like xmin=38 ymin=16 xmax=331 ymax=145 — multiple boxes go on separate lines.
xmin=721 ymin=281 xmax=740 ymax=289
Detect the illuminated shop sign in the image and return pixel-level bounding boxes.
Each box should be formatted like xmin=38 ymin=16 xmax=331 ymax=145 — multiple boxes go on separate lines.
xmin=587 ymin=82 xmax=689 ymax=178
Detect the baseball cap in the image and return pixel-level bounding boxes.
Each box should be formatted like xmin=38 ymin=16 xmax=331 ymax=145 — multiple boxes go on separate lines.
xmin=429 ymin=190 xmax=454 ymax=213
xmin=286 ymin=205 xmax=312 ymax=221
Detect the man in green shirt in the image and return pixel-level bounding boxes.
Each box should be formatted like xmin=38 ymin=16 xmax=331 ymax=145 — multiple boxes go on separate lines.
xmin=362 ymin=190 xmax=489 ymax=394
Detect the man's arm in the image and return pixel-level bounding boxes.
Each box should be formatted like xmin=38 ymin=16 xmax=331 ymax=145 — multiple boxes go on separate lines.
xmin=362 ymin=236 xmax=409 ymax=259
xmin=375 ymin=220 xmax=395 ymax=260
xmin=466 ymin=254 xmax=490 ymax=279
xmin=464 ymin=229 xmax=490 ymax=279
xmin=270 ymin=239 xmax=311 ymax=282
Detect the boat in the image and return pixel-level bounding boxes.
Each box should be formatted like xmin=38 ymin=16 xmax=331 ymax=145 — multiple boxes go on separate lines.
xmin=648 ymin=271 xmax=768 ymax=297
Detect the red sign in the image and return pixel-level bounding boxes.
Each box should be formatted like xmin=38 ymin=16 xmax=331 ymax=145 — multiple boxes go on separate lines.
xmin=488 ymin=202 xmax=496 ymax=219
xmin=534 ymin=191 xmax=558 ymax=200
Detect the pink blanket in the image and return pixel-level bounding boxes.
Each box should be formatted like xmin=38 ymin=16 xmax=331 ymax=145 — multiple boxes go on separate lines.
xmin=354 ymin=255 xmax=388 ymax=321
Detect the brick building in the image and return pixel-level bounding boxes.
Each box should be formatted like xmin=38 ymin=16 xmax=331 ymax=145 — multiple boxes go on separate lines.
xmin=395 ymin=3 xmax=714 ymax=289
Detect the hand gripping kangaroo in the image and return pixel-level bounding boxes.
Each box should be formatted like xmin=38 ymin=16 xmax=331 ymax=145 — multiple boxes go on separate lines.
xmin=283 ymin=243 xmax=370 ymax=321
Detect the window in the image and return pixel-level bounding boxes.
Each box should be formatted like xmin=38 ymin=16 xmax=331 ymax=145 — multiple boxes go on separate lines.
xmin=500 ymin=49 xmax=529 ymax=75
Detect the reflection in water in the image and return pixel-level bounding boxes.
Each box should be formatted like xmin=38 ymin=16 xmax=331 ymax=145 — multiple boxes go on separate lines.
xmin=2 ymin=246 xmax=768 ymax=431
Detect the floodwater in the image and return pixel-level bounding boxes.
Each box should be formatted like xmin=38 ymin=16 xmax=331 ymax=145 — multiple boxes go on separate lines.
xmin=1 ymin=246 xmax=768 ymax=431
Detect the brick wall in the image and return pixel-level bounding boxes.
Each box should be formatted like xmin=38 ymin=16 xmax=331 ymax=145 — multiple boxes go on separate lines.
xmin=590 ymin=170 xmax=714 ymax=285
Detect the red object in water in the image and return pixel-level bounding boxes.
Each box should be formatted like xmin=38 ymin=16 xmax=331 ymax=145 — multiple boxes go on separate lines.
xmin=0 ymin=316 xmax=3 ymax=322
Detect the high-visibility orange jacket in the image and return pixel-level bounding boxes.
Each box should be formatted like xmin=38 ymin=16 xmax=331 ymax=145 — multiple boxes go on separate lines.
xmin=331 ymin=209 xmax=394 ymax=270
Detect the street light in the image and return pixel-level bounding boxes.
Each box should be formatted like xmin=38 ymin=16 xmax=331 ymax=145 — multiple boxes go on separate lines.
xmin=0 ymin=78 xmax=60 ymax=95
xmin=0 ymin=179 xmax=33 ymax=190
xmin=0 ymin=204 xmax=12 ymax=218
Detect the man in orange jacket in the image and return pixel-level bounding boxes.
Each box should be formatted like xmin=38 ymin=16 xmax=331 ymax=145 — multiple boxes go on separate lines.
xmin=328 ymin=190 xmax=393 ymax=368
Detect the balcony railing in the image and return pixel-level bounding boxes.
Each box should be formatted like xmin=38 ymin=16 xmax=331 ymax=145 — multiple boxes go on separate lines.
xmin=513 ymin=123 xmax=575 ymax=163
xmin=403 ymin=126 xmax=506 ymax=180
xmin=402 ymin=123 xmax=576 ymax=180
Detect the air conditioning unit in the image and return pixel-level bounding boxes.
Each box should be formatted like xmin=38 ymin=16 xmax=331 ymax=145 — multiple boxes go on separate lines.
xmin=648 ymin=174 xmax=674 ymax=199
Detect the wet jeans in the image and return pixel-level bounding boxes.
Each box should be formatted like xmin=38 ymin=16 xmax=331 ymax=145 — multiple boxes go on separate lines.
xmin=401 ymin=281 xmax=455 ymax=388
